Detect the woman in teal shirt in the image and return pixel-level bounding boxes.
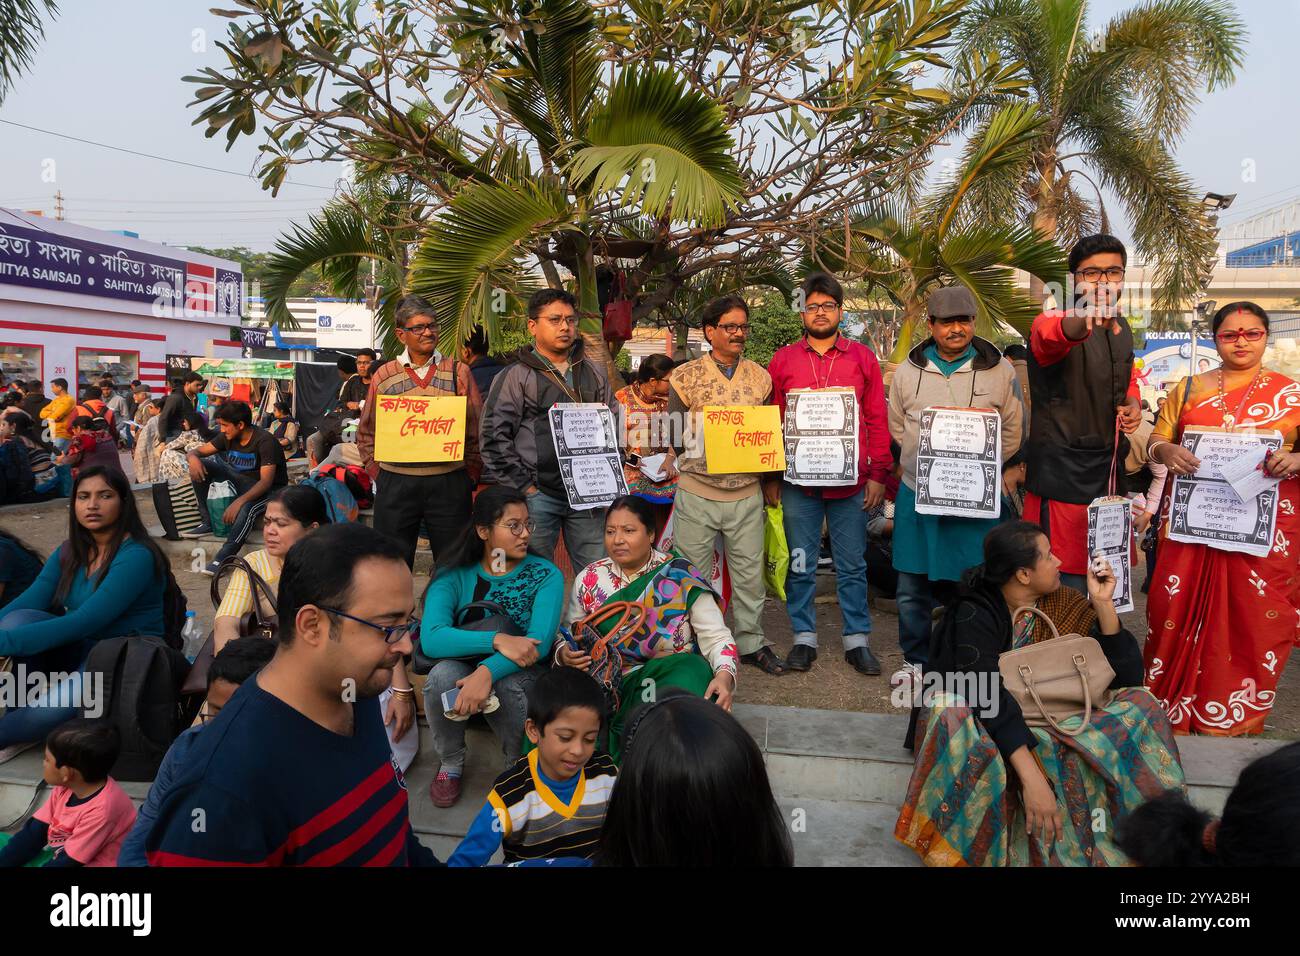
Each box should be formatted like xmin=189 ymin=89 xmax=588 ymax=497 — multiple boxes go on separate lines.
xmin=419 ymin=485 xmax=564 ymax=809
xmin=0 ymin=466 xmax=168 ymax=761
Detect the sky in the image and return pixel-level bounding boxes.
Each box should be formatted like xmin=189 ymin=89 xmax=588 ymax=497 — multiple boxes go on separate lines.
xmin=0 ymin=0 xmax=1296 ymax=253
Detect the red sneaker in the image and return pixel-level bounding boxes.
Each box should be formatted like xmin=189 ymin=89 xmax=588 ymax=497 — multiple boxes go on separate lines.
xmin=429 ymin=770 xmax=462 ymax=808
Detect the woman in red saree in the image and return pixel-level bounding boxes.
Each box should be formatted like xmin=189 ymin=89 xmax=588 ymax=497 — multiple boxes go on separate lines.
xmin=1145 ymin=302 xmax=1300 ymax=735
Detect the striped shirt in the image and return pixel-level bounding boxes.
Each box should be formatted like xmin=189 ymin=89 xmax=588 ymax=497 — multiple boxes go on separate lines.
xmin=449 ymin=749 xmax=617 ymax=866
xmin=143 ymin=680 xmax=439 ymax=867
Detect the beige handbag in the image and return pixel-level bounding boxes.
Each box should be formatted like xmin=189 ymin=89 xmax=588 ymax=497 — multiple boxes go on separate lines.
xmin=998 ymin=606 xmax=1115 ymax=736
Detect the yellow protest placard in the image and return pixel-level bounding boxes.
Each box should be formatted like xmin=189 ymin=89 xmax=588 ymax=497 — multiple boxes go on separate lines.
xmin=375 ymin=394 xmax=467 ymax=463
xmin=702 ymin=405 xmax=786 ymax=473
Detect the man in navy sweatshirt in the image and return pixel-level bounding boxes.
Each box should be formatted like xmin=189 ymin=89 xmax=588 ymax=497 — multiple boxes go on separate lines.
xmin=142 ymin=523 xmax=440 ymax=866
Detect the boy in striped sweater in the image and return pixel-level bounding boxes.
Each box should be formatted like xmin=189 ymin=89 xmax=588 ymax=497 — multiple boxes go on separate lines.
xmin=449 ymin=667 xmax=616 ymax=866
xmin=355 ymin=294 xmax=483 ymax=568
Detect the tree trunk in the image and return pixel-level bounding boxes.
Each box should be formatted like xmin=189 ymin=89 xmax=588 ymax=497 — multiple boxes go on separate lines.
xmin=887 ymin=295 xmax=926 ymax=366
xmin=574 ymin=242 xmax=626 ymax=391
xmin=1029 ymin=150 xmax=1060 ymax=307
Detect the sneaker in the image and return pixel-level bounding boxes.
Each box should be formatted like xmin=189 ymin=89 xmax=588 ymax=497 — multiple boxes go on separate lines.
xmin=0 ymin=741 xmax=38 ymax=766
xmin=179 ymin=525 xmax=212 ymax=539
xmin=429 ymin=770 xmax=462 ymax=808
xmin=198 ymin=561 xmax=220 ymax=577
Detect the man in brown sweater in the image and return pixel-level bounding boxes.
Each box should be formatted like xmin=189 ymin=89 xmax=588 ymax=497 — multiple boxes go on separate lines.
xmin=356 ymin=295 xmax=482 ymax=568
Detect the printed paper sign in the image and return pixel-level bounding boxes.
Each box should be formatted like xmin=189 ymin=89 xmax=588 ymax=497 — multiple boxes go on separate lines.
xmin=375 ymin=394 xmax=467 ymax=463
xmin=783 ymin=389 xmax=857 ymax=486
xmin=914 ymin=407 xmax=1001 ymax=519
xmin=1167 ymin=428 xmax=1282 ymax=557
xmin=1087 ymin=496 xmax=1134 ymax=614
xmin=548 ymin=403 xmax=628 ymax=509
xmin=702 ymin=405 xmax=786 ymax=474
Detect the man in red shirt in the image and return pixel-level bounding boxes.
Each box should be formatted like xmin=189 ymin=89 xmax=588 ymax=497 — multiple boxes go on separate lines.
xmin=1008 ymin=234 xmax=1142 ymax=591
xmin=763 ymin=273 xmax=891 ymax=675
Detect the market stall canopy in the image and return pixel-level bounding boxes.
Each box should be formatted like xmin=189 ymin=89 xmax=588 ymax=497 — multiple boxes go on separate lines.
xmin=193 ymin=358 xmax=296 ymax=380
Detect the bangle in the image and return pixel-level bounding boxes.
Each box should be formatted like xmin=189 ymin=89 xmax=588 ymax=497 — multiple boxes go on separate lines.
xmin=389 ymin=687 xmax=414 ymax=699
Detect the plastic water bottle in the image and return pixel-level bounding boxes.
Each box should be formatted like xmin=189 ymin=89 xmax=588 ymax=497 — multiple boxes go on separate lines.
xmin=181 ymin=611 xmax=202 ymax=663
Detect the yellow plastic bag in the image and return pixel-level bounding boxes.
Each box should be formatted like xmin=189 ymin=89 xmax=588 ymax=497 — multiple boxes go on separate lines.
xmin=763 ymin=504 xmax=790 ymax=601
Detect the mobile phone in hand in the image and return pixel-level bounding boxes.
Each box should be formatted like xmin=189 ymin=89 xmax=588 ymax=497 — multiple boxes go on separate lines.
xmin=441 ymin=688 xmax=460 ymax=713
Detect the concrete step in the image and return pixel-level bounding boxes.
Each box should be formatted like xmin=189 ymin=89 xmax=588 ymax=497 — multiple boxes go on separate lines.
xmin=1 ymin=703 xmax=1285 ymax=863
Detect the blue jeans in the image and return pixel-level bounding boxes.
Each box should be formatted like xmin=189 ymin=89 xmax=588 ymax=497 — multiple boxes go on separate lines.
xmin=193 ymin=455 xmax=270 ymax=565
xmin=895 ymin=573 xmax=961 ymax=668
xmin=526 ymin=490 xmax=607 ymax=574
xmin=780 ymin=484 xmax=871 ymax=651
xmin=1060 ymin=571 xmax=1087 ymax=595
xmin=0 ymin=610 xmax=85 ymax=749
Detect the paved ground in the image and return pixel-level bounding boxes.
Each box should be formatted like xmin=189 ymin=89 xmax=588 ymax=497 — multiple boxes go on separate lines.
xmin=2 ymin=484 xmax=1297 ymax=740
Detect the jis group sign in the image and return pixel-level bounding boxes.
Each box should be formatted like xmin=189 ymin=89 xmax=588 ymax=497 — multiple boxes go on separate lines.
xmin=374 ymin=395 xmax=467 ymax=463
xmin=0 ymin=221 xmax=241 ymax=317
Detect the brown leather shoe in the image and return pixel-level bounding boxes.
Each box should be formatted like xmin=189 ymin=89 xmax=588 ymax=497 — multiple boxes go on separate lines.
xmin=429 ymin=770 xmax=462 ymax=808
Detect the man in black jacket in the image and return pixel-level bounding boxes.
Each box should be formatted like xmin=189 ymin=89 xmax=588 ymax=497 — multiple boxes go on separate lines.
xmin=480 ymin=289 xmax=617 ymax=573
xmin=159 ymin=372 xmax=206 ymax=441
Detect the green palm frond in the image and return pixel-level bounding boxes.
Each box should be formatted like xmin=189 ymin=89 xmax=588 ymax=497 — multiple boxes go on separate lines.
xmin=261 ymin=203 xmax=388 ymax=330
xmin=941 ymin=223 xmax=1067 ymax=336
xmin=1078 ymin=0 xmax=1245 ymax=142
xmin=568 ymin=67 xmax=743 ymax=227
xmin=924 ymin=100 xmax=1047 ymax=237
xmin=407 ymin=181 xmax=572 ymax=355
xmin=0 ymin=0 xmax=56 ymax=100
xmin=494 ymin=0 xmax=601 ymax=159
xmin=1075 ymin=102 xmax=1215 ymax=314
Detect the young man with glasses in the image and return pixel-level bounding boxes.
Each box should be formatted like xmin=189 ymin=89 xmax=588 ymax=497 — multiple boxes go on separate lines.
xmin=887 ymin=285 xmax=1023 ymax=680
xmin=763 ymin=273 xmax=892 ymax=676
xmin=668 ymin=295 xmax=786 ymax=675
xmin=141 ymin=523 xmax=440 ymax=866
xmin=1007 ymin=233 xmax=1143 ymax=592
xmin=480 ymin=287 xmax=618 ymax=573
xmin=357 ymin=294 xmax=482 ymax=568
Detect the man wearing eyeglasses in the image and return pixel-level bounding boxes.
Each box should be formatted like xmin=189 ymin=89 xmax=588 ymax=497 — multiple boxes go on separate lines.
xmin=1009 ymin=234 xmax=1143 ymax=592
xmin=480 ymin=287 xmax=618 ymax=573
xmin=357 ymin=294 xmax=482 ymax=568
xmin=667 ymin=295 xmax=786 ymax=675
xmin=763 ymin=272 xmax=892 ymax=677
xmin=142 ymin=523 xmax=440 ymax=866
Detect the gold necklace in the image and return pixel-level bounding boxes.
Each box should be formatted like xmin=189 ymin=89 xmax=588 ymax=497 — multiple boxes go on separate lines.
xmin=1216 ymin=367 xmax=1267 ymax=429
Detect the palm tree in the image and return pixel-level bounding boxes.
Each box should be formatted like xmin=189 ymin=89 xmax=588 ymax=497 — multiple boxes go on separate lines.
xmin=258 ymin=174 xmax=427 ymax=356
xmin=944 ymin=0 xmax=1245 ymax=320
xmin=807 ymin=102 xmax=1068 ymax=364
xmin=405 ymin=16 xmax=745 ymax=384
xmin=0 ymin=0 xmax=56 ymax=101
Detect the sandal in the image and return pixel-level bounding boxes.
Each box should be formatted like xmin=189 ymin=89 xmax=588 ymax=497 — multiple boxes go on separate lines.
xmin=741 ymin=646 xmax=788 ymax=675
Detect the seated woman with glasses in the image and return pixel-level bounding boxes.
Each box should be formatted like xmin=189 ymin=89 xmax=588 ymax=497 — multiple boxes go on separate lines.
xmin=556 ymin=495 xmax=738 ymax=762
xmin=1144 ymin=301 xmax=1300 ymax=737
xmin=418 ymin=485 xmax=565 ymax=808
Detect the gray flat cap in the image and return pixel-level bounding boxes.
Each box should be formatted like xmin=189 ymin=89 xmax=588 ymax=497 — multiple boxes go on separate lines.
xmin=927 ymin=285 xmax=977 ymax=319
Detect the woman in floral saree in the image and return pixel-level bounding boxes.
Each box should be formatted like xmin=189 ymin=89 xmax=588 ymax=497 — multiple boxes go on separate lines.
xmin=1144 ymin=301 xmax=1300 ymax=736
xmin=895 ymin=521 xmax=1184 ymax=866
xmin=556 ymin=495 xmax=738 ymax=761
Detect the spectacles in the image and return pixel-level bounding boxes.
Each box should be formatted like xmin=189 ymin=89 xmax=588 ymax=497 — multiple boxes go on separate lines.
xmin=317 ymin=606 xmax=421 ymax=644
xmin=717 ymin=324 xmax=751 ymax=336
xmin=1076 ymin=267 xmax=1126 ymax=282
xmin=498 ymin=518 xmax=535 ymax=536
xmin=804 ymin=303 xmax=840 ymax=315
xmin=535 ymin=314 xmax=578 ymax=327
xmin=933 ymin=316 xmax=974 ymax=325
xmin=400 ymin=323 xmax=437 ymax=337
xmin=1215 ymin=328 xmax=1267 ymax=344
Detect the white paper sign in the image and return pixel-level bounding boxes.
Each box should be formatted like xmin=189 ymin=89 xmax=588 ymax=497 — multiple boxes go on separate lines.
xmin=1217 ymin=449 xmax=1282 ymax=504
xmin=783 ymin=389 xmax=858 ymax=486
xmin=1086 ymin=496 xmax=1134 ymax=614
xmin=914 ymin=407 xmax=1002 ymax=519
xmin=548 ymin=403 xmax=629 ymax=510
xmin=1167 ymin=428 xmax=1282 ymax=557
